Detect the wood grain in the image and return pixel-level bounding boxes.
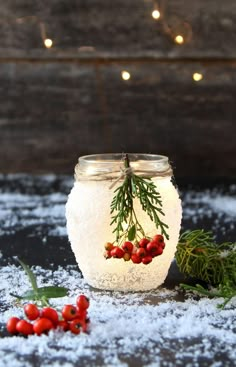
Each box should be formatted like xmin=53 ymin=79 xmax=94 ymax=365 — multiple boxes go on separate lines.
xmin=0 ymin=1 xmax=235 ymax=178
xmin=0 ymin=61 xmax=235 ymax=178
xmin=0 ymin=0 xmax=236 ymax=59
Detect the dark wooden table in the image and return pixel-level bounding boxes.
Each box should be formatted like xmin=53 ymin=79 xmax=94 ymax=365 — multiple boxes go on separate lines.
xmin=0 ymin=175 xmax=235 ymax=367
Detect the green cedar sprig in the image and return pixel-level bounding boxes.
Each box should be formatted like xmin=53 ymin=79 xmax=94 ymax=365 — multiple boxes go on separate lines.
xmin=180 ymin=280 xmax=236 ymax=309
xmin=175 ymin=229 xmax=236 ymax=308
xmin=110 ymin=154 xmax=169 ymax=245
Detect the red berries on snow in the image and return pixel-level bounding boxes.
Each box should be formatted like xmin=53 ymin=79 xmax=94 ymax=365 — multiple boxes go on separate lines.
xmin=24 ymin=303 xmax=40 ymax=321
xmin=41 ymin=307 xmax=59 ymax=326
xmin=104 ymin=234 xmax=166 ymax=265
xmin=58 ymin=320 xmax=70 ymax=331
xmin=6 ymin=294 xmax=90 ymax=337
xmin=6 ymin=317 xmax=20 ymax=334
xmin=62 ymin=304 xmax=77 ymax=321
xmin=33 ymin=318 xmax=54 ymax=335
xmin=16 ymin=320 xmax=34 ymax=335
xmin=76 ymin=294 xmax=90 ymax=310
xmin=69 ymin=319 xmax=83 ymax=334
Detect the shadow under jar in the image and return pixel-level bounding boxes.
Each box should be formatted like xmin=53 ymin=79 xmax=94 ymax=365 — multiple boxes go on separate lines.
xmin=66 ymin=153 xmax=182 ymax=291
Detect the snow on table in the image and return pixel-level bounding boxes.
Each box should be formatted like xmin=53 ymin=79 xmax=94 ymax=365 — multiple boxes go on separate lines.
xmin=0 ymin=175 xmax=235 ymax=367
xmin=0 ymin=265 xmax=236 ymax=367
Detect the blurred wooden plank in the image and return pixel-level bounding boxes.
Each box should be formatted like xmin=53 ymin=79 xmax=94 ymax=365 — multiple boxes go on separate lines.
xmin=0 ymin=0 xmax=236 ymax=59
xmin=100 ymin=62 xmax=236 ymax=179
xmin=0 ymin=61 xmax=235 ymax=178
xmin=0 ymin=62 xmax=105 ymax=172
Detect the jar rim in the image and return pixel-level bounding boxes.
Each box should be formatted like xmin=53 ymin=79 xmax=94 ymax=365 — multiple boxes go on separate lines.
xmin=76 ymin=153 xmax=171 ymax=179
xmin=79 ymin=153 xmax=168 ymax=165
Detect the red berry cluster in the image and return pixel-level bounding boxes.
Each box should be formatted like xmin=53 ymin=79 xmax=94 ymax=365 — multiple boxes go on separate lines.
xmin=104 ymin=234 xmax=165 ymax=265
xmin=6 ymin=294 xmax=90 ymax=336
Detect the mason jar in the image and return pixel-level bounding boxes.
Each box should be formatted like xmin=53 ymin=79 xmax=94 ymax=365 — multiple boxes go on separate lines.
xmin=66 ymin=153 xmax=182 ymax=291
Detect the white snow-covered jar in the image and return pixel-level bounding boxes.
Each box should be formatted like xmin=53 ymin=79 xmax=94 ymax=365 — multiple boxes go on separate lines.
xmin=66 ymin=153 xmax=182 ymax=291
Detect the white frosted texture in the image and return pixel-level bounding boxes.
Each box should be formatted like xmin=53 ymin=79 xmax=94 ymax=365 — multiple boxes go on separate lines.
xmin=66 ymin=176 xmax=182 ymax=291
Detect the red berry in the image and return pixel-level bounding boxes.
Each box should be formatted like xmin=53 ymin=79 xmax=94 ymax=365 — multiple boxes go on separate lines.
xmin=24 ymin=303 xmax=40 ymax=321
xmin=153 ymin=234 xmax=164 ymax=244
xmin=146 ymin=242 xmax=159 ymax=257
xmin=41 ymin=307 xmax=59 ymax=326
xmin=58 ymin=320 xmax=70 ymax=331
xmin=6 ymin=317 xmax=20 ymax=334
xmin=76 ymin=295 xmax=90 ymax=310
xmin=16 ymin=320 xmax=34 ymax=336
xmin=70 ymin=318 xmax=83 ymax=334
xmin=74 ymin=310 xmax=88 ymax=332
xmin=131 ymin=254 xmax=142 ymax=264
xmin=142 ymin=256 xmax=153 ymax=265
xmin=156 ymin=246 xmax=163 ymax=255
xmin=33 ymin=318 xmax=54 ymax=335
xmin=122 ymin=241 xmax=133 ymax=253
xmin=139 ymin=238 xmax=149 ymax=248
xmin=62 ymin=304 xmax=78 ymax=321
xmin=148 ymin=240 xmax=158 ymax=247
xmin=82 ymin=321 xmax=89 ymax=333
xmin=136 ymin=248 xmax=147 ymax=258
xmin=104 ymin=250 xmax=112 ymax=259
xmin=104 ymin=242 xmax=113 ymax=251
xmin=76 ymin=308 xmax=87 ymax=320
xmin=160 ymin=242 xmax=166 ymax=249
xmin=110 ymin=247 xmax=125 ymax=259
xmin=123 ymin=252 xmax=131 ymax=261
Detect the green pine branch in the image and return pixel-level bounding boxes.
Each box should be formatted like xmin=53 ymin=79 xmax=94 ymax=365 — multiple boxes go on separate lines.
xmin=110 ymin=154 xmax=169 ymax=244
xmin=176 ymin=230 xmax=236 ymax=308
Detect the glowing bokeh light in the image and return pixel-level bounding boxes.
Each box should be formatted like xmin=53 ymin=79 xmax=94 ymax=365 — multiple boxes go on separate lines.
xmin=44 ymin=38 xmax=53 ymax=48
xmin=121 ymin=71 xmax=131 ymax=81
xmin=152 ymin=10 xmax=161 ymax=20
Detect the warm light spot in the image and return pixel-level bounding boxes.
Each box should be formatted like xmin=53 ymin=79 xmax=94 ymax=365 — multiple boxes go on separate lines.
xmin=193 ymin=72 xmax=203 ymax=82
xmin=44 ymin=38 xmax=53 ymax=48
xmin=152 ymin=9 xmax=161 ymax=20
xmin=121 ymin=71 xmax=131 ymax=81
xmin=175 ymin=35 xmax=184 ymax=44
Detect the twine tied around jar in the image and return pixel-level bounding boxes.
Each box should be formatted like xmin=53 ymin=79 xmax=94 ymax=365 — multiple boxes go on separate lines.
xmin=108 ymin=166 xmax=133 ymax=189
xmin=75 ymin=163 xmax=173 ymax=185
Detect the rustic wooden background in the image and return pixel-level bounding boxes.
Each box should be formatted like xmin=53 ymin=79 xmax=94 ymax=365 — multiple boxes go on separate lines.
xmin=0 ymin=0 xmax=235 ymax=180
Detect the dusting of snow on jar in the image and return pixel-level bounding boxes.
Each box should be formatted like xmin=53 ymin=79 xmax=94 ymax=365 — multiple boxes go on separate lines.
xmin=66 ymin=154 xmax=182 ymax=291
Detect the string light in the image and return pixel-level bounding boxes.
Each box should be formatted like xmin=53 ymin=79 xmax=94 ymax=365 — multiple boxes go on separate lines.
xmin=174 ymin=35 xmax=184 ymax=44
xmin=121 ymin=71 xmax=131 ymax=81
xmin=15 ymin=17 xmax=54 ymax=50
xmin=152 ymin=9 xmax=161 ymax=20
xmin=193 ymin=73 xmax=203 ymax=82
xmin=44 ymin=38 xmax=53 ymax=48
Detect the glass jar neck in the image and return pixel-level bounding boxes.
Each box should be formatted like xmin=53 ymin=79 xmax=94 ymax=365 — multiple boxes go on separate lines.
xmin=75 ymin=153 xmax=172 ymax=180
